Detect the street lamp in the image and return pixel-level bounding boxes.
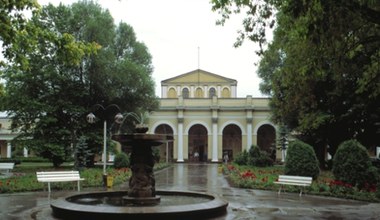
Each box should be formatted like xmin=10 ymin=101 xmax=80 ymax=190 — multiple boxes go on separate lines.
xmin=281 ymin=136 xmax=288 ymax=162
xmin=87 ymin=104 xmax=123 ymax=175
xmin=279 ymin=125 xmax=289 ymax=163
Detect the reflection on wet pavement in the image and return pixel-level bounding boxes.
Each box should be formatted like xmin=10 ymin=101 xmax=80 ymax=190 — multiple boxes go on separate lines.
xmin=0 ymin=163 xmax=379 ymax=220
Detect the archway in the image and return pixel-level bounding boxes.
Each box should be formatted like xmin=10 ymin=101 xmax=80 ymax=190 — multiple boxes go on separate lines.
xmin=221 ymin=87 xmax=230 ymax=98
xmin=195 ymin=87 xmax=203 ymax=98
xmin=168 ymin=88 xmax=176 ymax=98
xmin=222 ymin=124 xmax=242 ymax=161
xmin=188 ymin=124 xmax=208 ymax=162
xmin=154 ymin=124 xmax=174 ymax=162
xmin=257 ymin=124 xmax=276 ymax=159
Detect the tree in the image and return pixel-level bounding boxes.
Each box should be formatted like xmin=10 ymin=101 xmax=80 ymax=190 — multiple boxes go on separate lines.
xmin=0 ymin=83 xmax=4 ymax=110
xmin=211 ymin=0 xmax=380 ymax=158
xmin=0 ymin=0 xmax=97 ymax=69
xmin=74 ymin=136 xmax=94 ymax=169
xmin=1 ymin=1 xmax=158 ymax=166
xmin=0 ymin=0 xmax=40 ymax=68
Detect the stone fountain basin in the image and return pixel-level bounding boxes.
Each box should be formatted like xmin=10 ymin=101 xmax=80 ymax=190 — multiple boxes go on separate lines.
xmin=51 ymin=190 xmax=228 ymax=220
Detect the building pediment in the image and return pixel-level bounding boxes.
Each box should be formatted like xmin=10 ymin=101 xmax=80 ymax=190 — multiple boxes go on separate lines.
xmin=162 ymin=69 xmax=237 ymax=85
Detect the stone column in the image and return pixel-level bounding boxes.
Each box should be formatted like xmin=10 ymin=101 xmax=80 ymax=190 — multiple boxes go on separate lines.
xmin=23 ymin=147 xmax=28 ymax=157
xmin=7 ymin=142 xmax=11 ymax=158
xmin=177 ymin=118 xmax=184 ymax=162
xmin=212 ymin=117 xmax=218 ymax=162
xmin=246 ymin=106 xmax=254 ymax=151
xmin=246 ymin=118 xmax=253 ymax=151
xmin=211 ymin=97 xmax=219 ymax=162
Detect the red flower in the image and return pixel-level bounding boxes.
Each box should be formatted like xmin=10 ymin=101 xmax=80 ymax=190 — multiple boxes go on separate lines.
xmin=330 ymin=180 xmax=352 ymax=188
xmin=227 ymin=165 xmax=235 ymax=171
xmin=240 ymin=170 xmax=256 ymax=179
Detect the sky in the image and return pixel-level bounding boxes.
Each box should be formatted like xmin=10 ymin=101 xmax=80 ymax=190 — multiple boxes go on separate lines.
xmin=38 ymin=0 xmax=267 ymax=98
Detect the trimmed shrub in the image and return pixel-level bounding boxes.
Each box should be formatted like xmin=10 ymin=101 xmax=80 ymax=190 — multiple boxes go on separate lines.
xmin=152 ymin=148 xmax=160 ymax=162
xmin=285 ymin=140 xmax=320 ymax=179
xmin=247 ymin=145 xmax=274 ymax=167
xmin=234 ymin=150 xmax=249 ymax=165
xmin=332 ymin=139 xmax=378 ymax=189
xmin=113 ymin=152 xmax=130 ymax=169
xmin=376 ymin=182 xmax=380 ymax=199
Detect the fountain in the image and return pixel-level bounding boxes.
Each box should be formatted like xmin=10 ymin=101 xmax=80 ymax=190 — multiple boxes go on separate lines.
xmin=50 ymin=126 xmax=228 ymax=220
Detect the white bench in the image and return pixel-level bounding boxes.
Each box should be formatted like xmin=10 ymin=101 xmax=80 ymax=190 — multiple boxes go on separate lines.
xmin=0 ymin=162 xmax=15 ymax=173
xmin=36 ymin=171 xmax=84 ymax=192
xmin=274 ymin=175 xmax=312 ymax=196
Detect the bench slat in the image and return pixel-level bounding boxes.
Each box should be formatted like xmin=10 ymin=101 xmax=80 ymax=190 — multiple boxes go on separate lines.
xmin=274 ymin=175 xmax=312 ymax=196
xmin=36 ymin=171 xmax=84 ymax=193
xmin=0 ymin=163 xmax=15 ymax=173
xmin=38 ymin=178 xmax=82 ymax=181
xmin=37 ymin=174 xmax=81 ymax=178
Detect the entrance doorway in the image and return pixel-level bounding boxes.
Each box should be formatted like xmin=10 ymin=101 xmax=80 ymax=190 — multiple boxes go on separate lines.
xmin=222 ymin=124 xmax=242 ymax=161
xmin=154 ymin=124 xmax=174 ymax=162
xmin=257 ymin=124 xmax=276 ymax=159
xmin=188 ymin=124 xmax=208 ymax=162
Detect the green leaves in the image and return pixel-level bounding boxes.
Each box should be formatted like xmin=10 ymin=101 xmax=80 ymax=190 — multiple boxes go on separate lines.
xmin=285 ymin=140 xmax=320 ymax=179
xmin=2 ymin=1 xmax=158 ymax=166
xmin=212 ymin=0 xmax=380 ymax=151
xmin=332 ymin=140 xmax=377 ymax=188
xmin=211 ymin=0 xmax=278 ymax=54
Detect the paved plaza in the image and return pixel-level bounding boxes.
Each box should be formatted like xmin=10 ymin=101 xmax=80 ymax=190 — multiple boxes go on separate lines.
xmin=0 ymin=163 xmax=379 ymax=219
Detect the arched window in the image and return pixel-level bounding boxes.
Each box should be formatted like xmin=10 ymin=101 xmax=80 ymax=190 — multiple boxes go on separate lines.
xmin=222 ymin=88 xmax=230 ymax=98
xmin=209 ymin=87 xmax=216 ymax=98
xmin=195 ymin=88 xmax=203 ymax=98
xmin=182 ymin=88 xmax=189 ymax=98
xmin=168 ymin=88 xmax=177 ymax=98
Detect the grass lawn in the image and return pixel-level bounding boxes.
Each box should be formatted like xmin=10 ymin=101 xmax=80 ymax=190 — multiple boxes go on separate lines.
xmin=0 ymin=162 xmax=170 ymax=193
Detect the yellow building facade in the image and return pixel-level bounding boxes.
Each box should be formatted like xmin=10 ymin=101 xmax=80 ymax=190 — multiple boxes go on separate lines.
xmin=1 ymin=69 xmax=279 ymax=162
xmin=149 ymin=69 xmax=278 ymax=163
xmin=0 ymin=112 xmax=21 ymax=158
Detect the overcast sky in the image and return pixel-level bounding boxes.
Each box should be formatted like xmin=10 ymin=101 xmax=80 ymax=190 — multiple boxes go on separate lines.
xmin=39 ymin=0 xmax=267 ymax=98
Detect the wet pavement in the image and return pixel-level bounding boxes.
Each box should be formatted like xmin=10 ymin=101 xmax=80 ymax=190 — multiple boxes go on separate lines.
xmin=0 ymin=163 xmax=379 ymax=219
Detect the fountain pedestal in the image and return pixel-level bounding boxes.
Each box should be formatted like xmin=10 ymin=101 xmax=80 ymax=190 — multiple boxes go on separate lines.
xmin=50 ymin=132 xmax=228 ymax=220
xmin=112 ymin=133 xmax=170 ymax=205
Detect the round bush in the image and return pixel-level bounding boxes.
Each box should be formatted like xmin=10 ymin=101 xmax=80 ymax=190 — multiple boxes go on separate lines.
xmin=113 ymin=152 xmax=130 ymax=169
xmin=247 ymin=145 xmax=274 ymax=167
xmin=285 ymin=140 xmax=320 ymax=179
xmin=234 ymin=150 xmax=249 ymax=165
xmin=332 ymin=139 xmax=377 ymax=188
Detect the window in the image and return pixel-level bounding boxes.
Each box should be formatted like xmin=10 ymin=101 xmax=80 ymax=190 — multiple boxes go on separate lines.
xmin=182 ymin=88 xmax=189 ymax=98
xmin=168 ymin=88 xmax=177 ymax=98
xmin=222 ymin=88 xmax=230 ymax=98
xmin=195 ymin=88 xmax=203 ymax=98
xmin=209 ymin=88 xmax=216 ymax=98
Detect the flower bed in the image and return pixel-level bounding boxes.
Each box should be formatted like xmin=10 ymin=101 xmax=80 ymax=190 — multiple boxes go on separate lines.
xmin=1 ymin=162 xmax=171 ymax=193
xmin=0 ymin=167 xmax=131 ymax=193
xmin=221 ymin=163 xmax=380 ymax=202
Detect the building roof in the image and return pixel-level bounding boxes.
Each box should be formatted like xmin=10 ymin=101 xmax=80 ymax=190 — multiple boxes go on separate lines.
xmin=161 ymin=69 xmax=237 ymax=85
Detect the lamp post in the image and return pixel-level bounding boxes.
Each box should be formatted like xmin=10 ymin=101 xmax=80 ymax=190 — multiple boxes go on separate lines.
xmin=86 ymin=104 xmax=123 ymax=175
xmin=281 ymin=135 xmax=288 ymax=162
xmin=279 ymin=125 xmax=288 ymax=163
